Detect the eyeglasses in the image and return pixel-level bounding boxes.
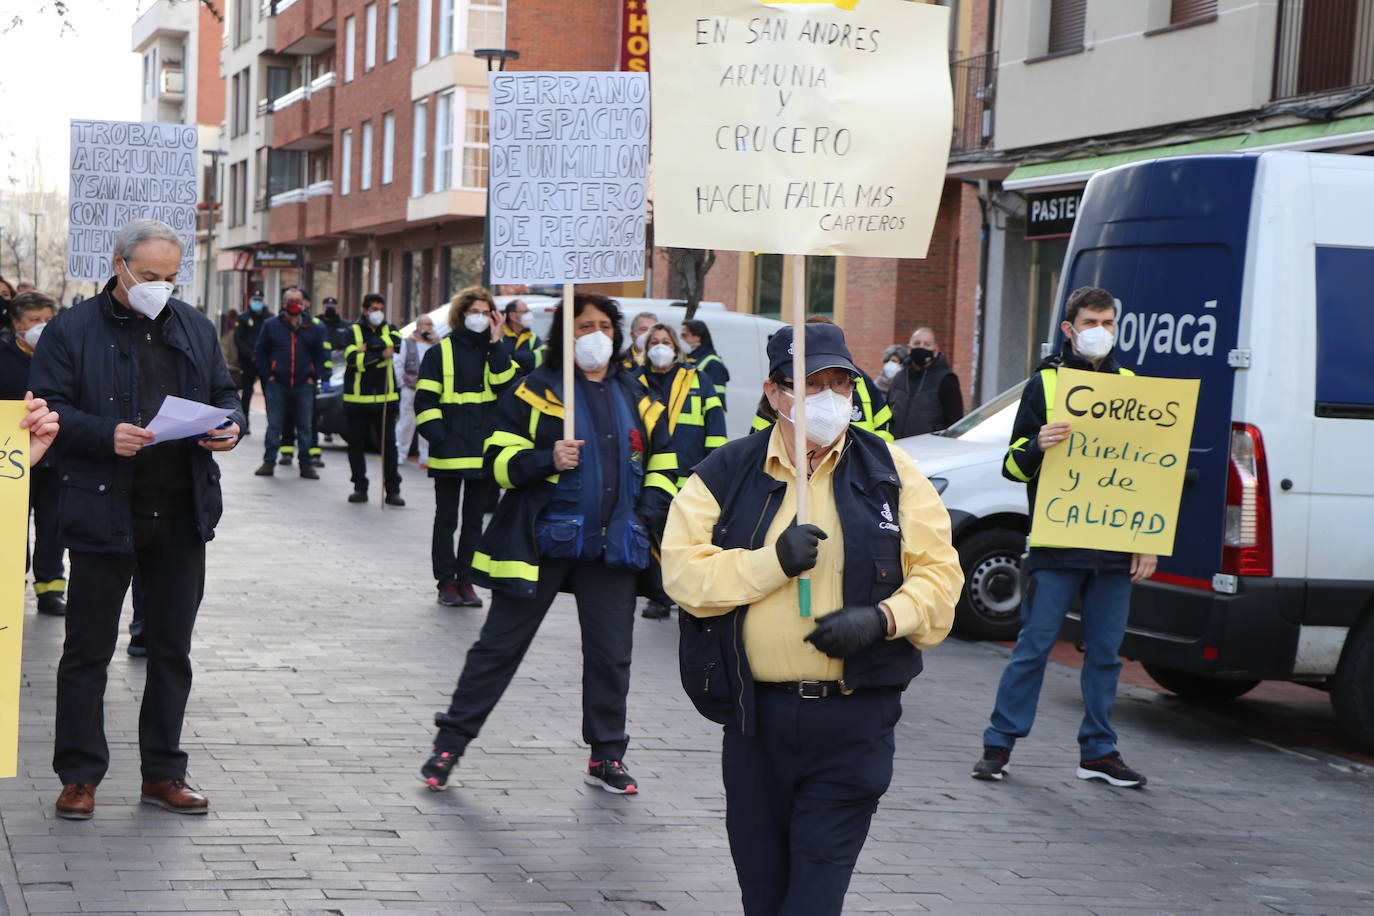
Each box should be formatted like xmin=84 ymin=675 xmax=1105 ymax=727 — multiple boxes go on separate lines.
xmin=779 ymin=377 xmax=856 ymax=396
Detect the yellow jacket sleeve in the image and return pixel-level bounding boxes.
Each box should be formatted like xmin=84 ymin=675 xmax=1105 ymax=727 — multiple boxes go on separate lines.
xmin=661 ymin=474 xmax=792 ymax=616
xmin=880 ymin=446 xmax=963 ymax=649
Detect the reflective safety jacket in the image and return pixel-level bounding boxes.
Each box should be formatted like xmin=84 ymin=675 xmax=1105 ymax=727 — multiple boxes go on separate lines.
xmin=633 ymin=364 xmax=727 ymax=489
xmin=415 ymin=329 xmax=517 ymax=478
xmin=500 ymin=325 xmax=541 ymax=376
xmin=342 ymin=321 xmax=400 ymax=407
xmin=1004 ymin=343 xmax=1135 ymax=570
xmin=750 ymin=372 xmax=893 ymax=442
xmin=686 ymin=344 xmax=730 ymax=409
xmin=470 ymin=363 xmax=676 ymax=598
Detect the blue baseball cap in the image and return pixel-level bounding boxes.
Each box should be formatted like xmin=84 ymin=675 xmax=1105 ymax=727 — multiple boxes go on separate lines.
xmin=767 ymin=324 xmax=860 ymax=379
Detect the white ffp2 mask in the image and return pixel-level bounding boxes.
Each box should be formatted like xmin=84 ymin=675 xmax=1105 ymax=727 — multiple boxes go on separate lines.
xmin=464 ymin=312 xmax=490 ymax=334
xmin=1074 ymin=325 xmax=1115 ymax=360
xmin=781 ymin=388 xmax=852 ymax=447
xmin=647 ymin=344 xmax=676 ymax=369
xmin=574 ymin=331 xmax=614 ymax=371
xmin=120 ymin=263 xmax=173 ymax=319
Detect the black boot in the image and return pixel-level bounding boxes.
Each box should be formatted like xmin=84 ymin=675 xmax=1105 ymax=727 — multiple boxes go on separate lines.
xmin=36 ymin=592 xmax=66 ymax=616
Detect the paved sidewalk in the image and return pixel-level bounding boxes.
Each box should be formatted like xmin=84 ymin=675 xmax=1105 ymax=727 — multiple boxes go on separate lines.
xmin=2 ymin=435 xmax=1372 ymax=915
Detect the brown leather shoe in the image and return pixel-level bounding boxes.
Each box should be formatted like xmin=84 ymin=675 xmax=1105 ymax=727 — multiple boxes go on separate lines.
xmin=140 ymin=778 xmax=208 ymax=815
xmin=56 ymin=783 xmax=95 ymax=820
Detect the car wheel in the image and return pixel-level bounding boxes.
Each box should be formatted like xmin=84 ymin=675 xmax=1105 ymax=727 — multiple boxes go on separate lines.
xmin=1141 ymin=663 xmax=1260 ymax=703
xmin=953 ymin=528 xmax=1025 ymax=641
xmin=1331 ymin=614 xmax=1374 ymax=753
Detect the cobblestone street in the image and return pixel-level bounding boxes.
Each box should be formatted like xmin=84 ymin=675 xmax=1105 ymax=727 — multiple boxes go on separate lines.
xmin=1 ymin=435 xmax=1372 ymax=915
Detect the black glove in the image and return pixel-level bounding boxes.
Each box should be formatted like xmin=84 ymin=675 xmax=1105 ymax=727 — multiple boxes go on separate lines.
xmin=775 ymin=523 xmax=828 ymax=577
xmin=804 ymin=605 xmax=888 ymax=659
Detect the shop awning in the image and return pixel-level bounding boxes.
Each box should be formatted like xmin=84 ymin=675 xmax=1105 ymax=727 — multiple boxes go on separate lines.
xmin=1003 ymin=114 xmax=1374 ymax=191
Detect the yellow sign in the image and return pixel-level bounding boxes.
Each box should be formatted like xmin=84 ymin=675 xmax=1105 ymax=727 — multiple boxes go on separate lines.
xmin=0 ymin=401 xmax=31 ymax=779
xmin=647 ymin=0 xmax=952 ymax=258
xmin=1030 ymin=369 xmax=1199 ymax=557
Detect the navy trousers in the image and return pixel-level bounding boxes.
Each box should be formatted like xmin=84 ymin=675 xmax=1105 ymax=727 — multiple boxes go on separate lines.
xmin=434 ymin=559 xmax=637 ymax=761
xmin=723 ymin=688 xmax=901 ymax=916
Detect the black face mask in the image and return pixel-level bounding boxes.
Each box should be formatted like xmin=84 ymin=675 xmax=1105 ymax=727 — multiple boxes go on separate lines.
xmin=910 ymin=347 xmax=935 ymax=368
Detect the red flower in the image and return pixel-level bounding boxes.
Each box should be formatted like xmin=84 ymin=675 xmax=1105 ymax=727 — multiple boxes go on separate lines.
xmin=629 ymin=429 xmax=645 ymax=454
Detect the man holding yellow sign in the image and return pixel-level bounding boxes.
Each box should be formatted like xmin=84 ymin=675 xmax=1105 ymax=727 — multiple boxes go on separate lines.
xmin=972 ymin=286 xmax=1197 ymax=789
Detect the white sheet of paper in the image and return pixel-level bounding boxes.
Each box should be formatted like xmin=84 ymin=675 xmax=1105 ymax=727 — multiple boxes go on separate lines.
xmin=145 ymin=396 xmax=230 ymax=443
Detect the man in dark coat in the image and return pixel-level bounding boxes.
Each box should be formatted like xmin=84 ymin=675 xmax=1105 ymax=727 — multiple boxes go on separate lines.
xmin=887 ymin=326 xmax=964 ymax=438
xmin=29 ymin=219 xmax=244 ymax=822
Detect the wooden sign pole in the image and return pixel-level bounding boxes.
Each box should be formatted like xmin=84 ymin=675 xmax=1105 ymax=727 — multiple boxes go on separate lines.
xmin=562 ymin=283 xmax=576 ymax=439
xmin=788 ymin=254 xmax=811 ymax=617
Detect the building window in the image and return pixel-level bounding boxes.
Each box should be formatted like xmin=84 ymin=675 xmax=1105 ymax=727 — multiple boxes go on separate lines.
xmin=411 ymin=101 xmax=428 ymax=196
xmin=443 ymin=244 xmax=483 ymax=300
xmin=752 ymin=254 xmax=783 ymax=319
xmin=460 ymin=0 xmax=505 ymax=52
xmin=268 ymin=149 xmax=304 ymax=197
xmin=341 ymin=128 xmax=353 ymax=195
xmin=460 ymin=99 xmax=488 ymax=189
xmin=386 ymin=0 xmax=399 ymax=61
xmin=266 ymin=65 xmax=295 ymax=105
xmin=434 ymin=90 xmax=454 ymax=191
xmin=230 ymin=160 xmax=248 ymax=227
xmin=361 ymin=121 xmax=374 ymax=191
xmin=417 ymin=0 xmax=432 ymax=64
xmin=438 ymin=0 xmax=455 ymax=56
xmin=230 ymin=72 xmax=241 ymax=138
xmin=234 ymin=0 xmax=253 ymax=47
xmin=1170 ymin=0 xmax=1217 ymax=25
xmin=381 ymin=112 xmax=396 ymax=184
xmin=364 ymin=3 xmax=377 ymax=71
xmin=344 ymin=16 xmax=356 ymax=81
xmin=805 ymin=256 xmax=836 ymax=317
xmin=1047 ymin=0 xmax=1086 ymax=55
xmin=233 ymin=67 xmax=252 ymax=137
xmin=142 ymin=49 xmax=157 ymax=101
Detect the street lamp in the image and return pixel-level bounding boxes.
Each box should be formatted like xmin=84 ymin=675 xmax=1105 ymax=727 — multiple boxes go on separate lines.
xmin=473 ymin=48 xmax=520 ymax=290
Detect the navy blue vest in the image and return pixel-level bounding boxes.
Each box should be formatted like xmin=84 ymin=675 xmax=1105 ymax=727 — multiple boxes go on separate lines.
xmin=679 ymin=427 xmax=923 ymax=733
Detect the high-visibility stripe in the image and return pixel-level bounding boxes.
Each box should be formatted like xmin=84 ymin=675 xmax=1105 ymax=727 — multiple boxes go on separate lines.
xmin=308 ymin=446 xmax=321 ymax=455
xmin=416 ymin=408 xmax=444 ymax=425
xmin=343 ymin=392 xmax=400 ymax=403
xmin=870 ymin=404 xmax=892 ymax=428
xmin=471 ymin=551 xmax=539 ymax=582
xmin=486 ymin=361 xmax=516 ymax=387
xmin=1004 ymin=436 xmax=1033 ymax=482
xmin=33 ymin=579 xmax=66 ymax=595
xmin=644 ymin=471 xmax=679 ymax=496
xmin=426 ymin=455 xmax=483 ymax=470
xmin=280 ymin=445 xmax=295 ymax=454
xmin=676 ymin=413 xmax=705 ymax=426
xmin=514 ymin=381 xmax=564 ymax=419
xmin=345 ymin=323 xmax=397 ymax=403
xmin=440 ymin=389 xmax=500 ymax=405
xmin=487 ymin=430 xmax=534 ymax=449
xmin=704 ymin=435 xmax=727 ymax=448
xmin=416 ymin=379 xmax=443 ymax=393
xmin=874 ymin=428 xmax=895 ymax=443
xmin=703 ymin=395 xmax=723 ymax=412
xmin=493 ymin=447 xmax=523 ymax=488
xmin=647 ymin=453 xmax=678 ymax=472
xmin=751 ymin=413 xmax=772 ymax=432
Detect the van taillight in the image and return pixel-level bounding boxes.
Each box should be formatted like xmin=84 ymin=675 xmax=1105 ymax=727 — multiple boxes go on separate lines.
xmin=1221 ymin=423 xmax=1273 ymax=578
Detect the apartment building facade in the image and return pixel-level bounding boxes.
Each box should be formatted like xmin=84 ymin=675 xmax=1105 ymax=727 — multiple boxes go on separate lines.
xmin=131 ymin=0 xmax=227 ymax=313
xmin=954 ymin=0 xmax=1374 ymax=397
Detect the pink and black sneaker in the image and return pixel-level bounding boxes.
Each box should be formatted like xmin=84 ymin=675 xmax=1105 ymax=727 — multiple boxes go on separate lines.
xmin=420 ymin=748 xmax=458 ymax=791
xmin=585 ymin=758 xmax=638 ymax=794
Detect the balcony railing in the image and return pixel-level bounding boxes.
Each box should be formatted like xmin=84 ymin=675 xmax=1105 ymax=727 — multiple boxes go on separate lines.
xmin=950 ymin=51 xmax=996 ymax=154
xmin=269 ymin=187 xmax=309 ymax=208
xmin=309 ymin=71 xmax=336 ymax=92
xmin=306 ymin=179 xmax=334 ymax=198
xmin=265 ymin=71 xmax=336 ymax=113
xmin=1273 ymin=0 xmax=1374 ymax=99
xmin=271 ymin=85 xmax=309 ymax=112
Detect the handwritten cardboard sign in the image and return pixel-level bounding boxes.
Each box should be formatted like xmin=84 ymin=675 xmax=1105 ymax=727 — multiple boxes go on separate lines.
xmin=487 ymin=72 xmax=649 ymax=285
xmin=1031 ymin=369 xmax=1200 ymax=556
xmin=646 ymin=0 xmax=951 ymax=258
xmin=67 ymin=119 xmax=199 ymax=284
xmin=0 ymin=402 xmax=30 ymax=779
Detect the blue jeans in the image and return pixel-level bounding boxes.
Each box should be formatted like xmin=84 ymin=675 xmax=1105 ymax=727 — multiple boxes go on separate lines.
xmin=263 ymin=380 xmax=315 ymax=465
xmin=984 ymin=566 xmax=1132 ymax=760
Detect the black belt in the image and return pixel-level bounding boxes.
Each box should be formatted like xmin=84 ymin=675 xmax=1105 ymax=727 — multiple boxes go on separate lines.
xmin=755 ymin=680 xmax=902 ymax=699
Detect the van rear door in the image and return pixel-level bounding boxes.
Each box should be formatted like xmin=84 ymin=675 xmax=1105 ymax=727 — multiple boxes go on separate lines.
xmin=1057 ymin=155 xmax=1256 ymax=597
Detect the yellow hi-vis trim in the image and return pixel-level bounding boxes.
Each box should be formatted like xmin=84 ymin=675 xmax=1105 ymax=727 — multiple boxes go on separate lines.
xmin=514 ymin=381 xmax=564 ymax=419
xmin=486 ymin=359 xmax=516 ymax=388
xmin=34 ymin=579 xmax=66 ymax=595
xmin=416 ymin=379 xmax=443 ymax=394
xmin=487 ymin=429 xmax=534 ymax=489
xmin=471 ymin=551 xmax=539 ymax=582
xmin=1004 ymin=437 xmax=1033 ymax=482
xmin=644 ymin=471 xmax=679 ymax=496
xmin=416 ymin=408 xmax=443 ymax=425
xmin=426 ymin=456 xmax=483 ymax=470
xmin=647 ymin=453 xmax=679 ymax=472
xmin=667 ymin=369 xmax=698 ymax=436
xmin=344 ymin=323 xmax=399 ymax=403
xmin=1041 ymin=369 xmax=1058 ymax=423
xmin=704 ymin=435 xmax=728 ymax=448
xmin=751 ymin=413 xmax=772 ymax=432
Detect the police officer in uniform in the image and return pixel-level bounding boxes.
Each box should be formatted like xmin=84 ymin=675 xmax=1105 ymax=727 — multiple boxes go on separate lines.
xmin=342 ymin=293 xmax=403 ymax=506
xmin=661 ymin=323 xmax=963 ymax=915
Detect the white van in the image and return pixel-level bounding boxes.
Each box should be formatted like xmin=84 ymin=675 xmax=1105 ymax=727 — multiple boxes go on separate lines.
xmin=402 ymin=296 xmax=783 ymax=440
xmin=907 ymin=151 xmax=1374 ymax=751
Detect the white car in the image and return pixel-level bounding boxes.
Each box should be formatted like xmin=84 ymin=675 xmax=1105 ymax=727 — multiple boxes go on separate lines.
xmin=896 ymin=383 xmax=1029 ymax=640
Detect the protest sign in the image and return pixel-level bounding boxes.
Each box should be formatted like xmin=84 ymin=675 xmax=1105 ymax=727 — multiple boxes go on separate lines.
xmin=647 ymin=0 xmax=951 ymax=258
xmin=1031 ymin=369 xmax=1200 ymax=556
xmin=0 ymin=401 xmax=31 ymax=779
xmin=486 ymin=71 xmax=649 ymax=286
xmin=67 ymin=119 xmax=199 ymax=284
